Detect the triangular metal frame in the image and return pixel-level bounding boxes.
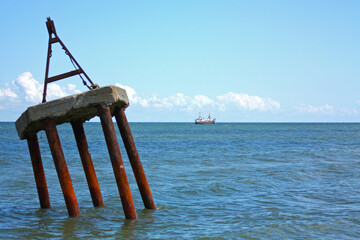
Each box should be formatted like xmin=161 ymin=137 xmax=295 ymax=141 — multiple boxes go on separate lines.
xmin=42 ymin=17 xmax=98 ymax=103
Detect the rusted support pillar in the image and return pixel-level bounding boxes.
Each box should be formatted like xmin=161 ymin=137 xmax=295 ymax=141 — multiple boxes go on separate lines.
xmin=27 ymin=134 xmax=51 ymax=209
xmin=97 ymin=106 xmax=137 ymax=220
xmin=114 ymin=107 xmax=156 ymax=210
xmin=43 ymin=117 xmax=80 ymax=217
xmin=71 ymin=120 xmax=104 ymax=207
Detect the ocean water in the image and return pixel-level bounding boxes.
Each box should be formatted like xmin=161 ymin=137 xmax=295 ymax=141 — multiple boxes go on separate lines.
xmin=0 ymin=122 xmax=359 ymax=239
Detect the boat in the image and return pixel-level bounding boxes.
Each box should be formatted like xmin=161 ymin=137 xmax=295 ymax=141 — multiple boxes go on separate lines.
xmin=195 ymin=113 xmax=216 ymax=124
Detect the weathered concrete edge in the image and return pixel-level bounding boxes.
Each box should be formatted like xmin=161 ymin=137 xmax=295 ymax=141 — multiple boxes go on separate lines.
xmin=15 ymin=85 xmax=129 ymax=140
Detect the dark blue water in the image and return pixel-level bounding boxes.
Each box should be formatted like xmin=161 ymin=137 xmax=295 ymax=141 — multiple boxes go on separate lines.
xmin=0 ymin=122 xmax=359 ymax=239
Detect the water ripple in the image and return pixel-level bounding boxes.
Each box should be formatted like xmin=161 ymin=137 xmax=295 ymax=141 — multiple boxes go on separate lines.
xmin=0 ymin=123 xmax=360 ymax=238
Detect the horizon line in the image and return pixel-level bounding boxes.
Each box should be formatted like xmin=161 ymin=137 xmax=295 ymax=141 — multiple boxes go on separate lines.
xmin=1 ymin=121 xmax=359 ymax=124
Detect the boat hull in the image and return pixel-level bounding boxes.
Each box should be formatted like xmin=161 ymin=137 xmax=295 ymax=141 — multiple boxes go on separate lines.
xmin=195 ymin=120 xmax=215 ymax=124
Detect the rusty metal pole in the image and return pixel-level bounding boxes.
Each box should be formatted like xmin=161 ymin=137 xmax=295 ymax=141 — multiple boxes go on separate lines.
xmin=43 ymin=118 xmax=80 ymax=217
xmin=71 ymin=120 xmax=104 ymax=207
xmin=42 ymin=38 xmax=52 ymax=103
xmin=97 ymin=106 xmax=137 ymax=220
xmin=27 ymin=134 xmax=51 ymax=209
xmin=114 ymin=107 xmax=156 ymax=210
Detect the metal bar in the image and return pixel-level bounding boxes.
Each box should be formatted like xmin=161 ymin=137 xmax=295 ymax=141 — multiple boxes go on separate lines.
xmin=49 ymin=18 xmax=57 ymax=35
xmin=43 ymin=117 xmax=80 ymax=217
xmin=46 ymin=18 xmax=52 ymax=36
xmin=46 ymin=69 xmax=82 ymax=84
xmin=97 ymin=106 xmax=137 ymax=220
xmin=71 ymin=120 xmax=104 ymax=207
xmin=49 ymin=37 xmax=59 ymax=43
xmin=42 ymin=39 xmax=52 ymax=103
xmin=27 ymin=134 xmax=51 ymax=209
xmin=56 ymin=37 xmax=96 ymax=88
xmin=114 ymin=107 xmax=156 ymax=210
xmin=42 ymin=17 xmax=97 ymax=103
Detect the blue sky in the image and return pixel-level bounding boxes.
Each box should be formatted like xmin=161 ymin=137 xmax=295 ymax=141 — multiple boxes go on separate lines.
xmin=1 ymin=1 xmax=360 ymax=122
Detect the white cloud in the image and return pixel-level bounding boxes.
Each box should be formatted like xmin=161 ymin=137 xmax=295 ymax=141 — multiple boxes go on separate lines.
xmin=153 ymin=96 xmax=173 ymax=109
xmin=115 ymin=83 xmax=151 ymax=107
xmin=171 ymin=93 xmax=187 ymax=106
xmin=114 ymin=84 xmax=279 ymax=113
xmin=216 ymin=92 xmax=280 ymax=111
xmin=297 ymin=104 xmax=334 ymax=114
xmin=12 ymin=72 xmax=43 ymax=103
xmin=339 ymin=101 xmax=360 ymax=116
xmin=47 ymin=83 xmax=68 ymax=99
xmin=340 ymin=107 xmax=357 ymax=116
xmin=0 ymin=72 xmax=81 ymax=109
xmin=115 ymin=83 xmax=135 ymax=100
xmin=0 ymin=88 xmax=17 ymax=99
xmin=192 ymin=95 xmax=214 ymax=108
xmin=7 ymin=75 xmax=352 ymax=121
xmin=68 ymin=83 xmax=81 ymax=93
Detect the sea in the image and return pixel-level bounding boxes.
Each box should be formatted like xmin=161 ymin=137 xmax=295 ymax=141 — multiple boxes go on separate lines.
xmin=0 ymin=122 xmax=359 ymax=239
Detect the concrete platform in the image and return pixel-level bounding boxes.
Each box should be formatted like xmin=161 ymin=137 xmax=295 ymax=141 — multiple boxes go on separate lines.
xmin=16 ymin=85 xmax=129 ymax=139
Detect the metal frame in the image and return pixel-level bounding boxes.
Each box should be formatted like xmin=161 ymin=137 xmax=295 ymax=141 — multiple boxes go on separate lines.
xmin=42 ymin=17 xmax=98 ymax=103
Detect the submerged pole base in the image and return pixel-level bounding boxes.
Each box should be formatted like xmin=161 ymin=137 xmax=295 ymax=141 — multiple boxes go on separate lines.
xmin=114 ymin=107 xmax=156 ymax=210
xmin=27 ymin=134 xmax=51 ymax=209
xmin=43 ymin=117 xmax=80 ymax=217
xmin=98 ymin=106 xmax=138 ymax=220
xmin=71 ymin=120 xmax=104 ymax=208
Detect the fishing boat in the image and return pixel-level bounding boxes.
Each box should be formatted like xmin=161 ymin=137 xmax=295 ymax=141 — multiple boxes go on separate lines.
xmin=195 ymin=113 xmax=216 ymax=124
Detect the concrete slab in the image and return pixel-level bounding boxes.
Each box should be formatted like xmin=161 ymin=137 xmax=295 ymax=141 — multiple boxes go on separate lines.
xmin=15 ymin=85 xmax=129 ymax=140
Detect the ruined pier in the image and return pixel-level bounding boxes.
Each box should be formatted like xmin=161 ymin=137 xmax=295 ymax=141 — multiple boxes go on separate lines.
xmin=15 ymin=85 xmax=156 ymax=219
